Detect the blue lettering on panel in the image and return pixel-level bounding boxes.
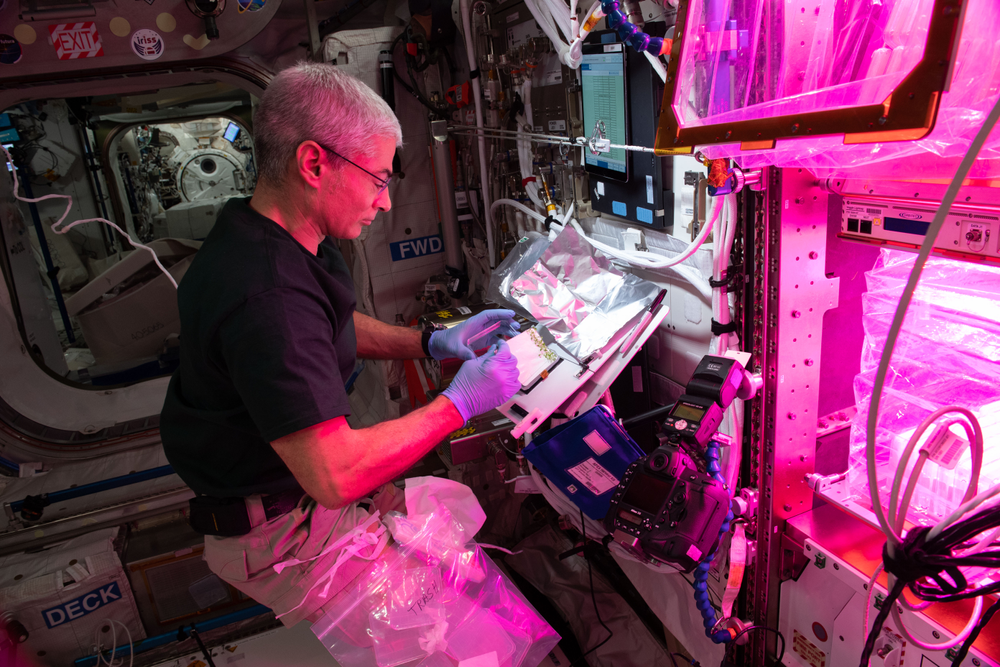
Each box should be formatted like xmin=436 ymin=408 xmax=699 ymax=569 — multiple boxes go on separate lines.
xmin=390 ymin=235 xmax=445 ymax=261
xmin=42 ymin=581 xmax=123 ymax=629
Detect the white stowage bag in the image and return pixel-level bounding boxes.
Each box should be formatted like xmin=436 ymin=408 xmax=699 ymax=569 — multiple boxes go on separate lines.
xmin=0 ymin=528 xmax=146 ymax=667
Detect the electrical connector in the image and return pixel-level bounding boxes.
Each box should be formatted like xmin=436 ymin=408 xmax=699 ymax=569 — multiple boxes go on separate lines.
xmin=621 ymin=228 xmax=644 ymax=253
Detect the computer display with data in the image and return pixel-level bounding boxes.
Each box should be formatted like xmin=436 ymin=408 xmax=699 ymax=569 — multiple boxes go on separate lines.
xmin=581 ymin=43 xmax=628 ymax=181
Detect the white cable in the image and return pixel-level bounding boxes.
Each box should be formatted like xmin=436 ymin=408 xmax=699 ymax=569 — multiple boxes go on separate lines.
xmin=569 ymin=0 xmax=579 ymax=40
xmin=93 ymin=619 xmax=134 ymax=667
xmin=459 ymin=0 xmax=496 ymax=267
xmin=709 ymin=194 xmax=741 ymax=485
xmin=887 ymin=410 xmax=982 ymax=552
xmin=561 ymin=202 xmax=575 ymax=224
xmin=515 ymin=79 xmax=545 ymax=210
xmin=547 ymin=216 xmax=712 ymax=300
xmin=569 ymin=196 xmax=721 ymax=273
xmin=889 ymin=592 xmax=983 ymax=652
xmin=3 ymin=144 xmax=178 ymax=289
xmin=523 ymin=0 xmax=572 ymax=64
xmin=928 ymin=480 xmax=1000 ymax=544
xmin=568 ymin=1 xmax=603 ymax=64
xmin=492 ymin=198 xmax=548 ymax=226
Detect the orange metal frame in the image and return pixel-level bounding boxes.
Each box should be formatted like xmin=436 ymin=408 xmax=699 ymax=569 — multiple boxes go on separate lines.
xmin=654 ymin=0 xmax=968 ymax=155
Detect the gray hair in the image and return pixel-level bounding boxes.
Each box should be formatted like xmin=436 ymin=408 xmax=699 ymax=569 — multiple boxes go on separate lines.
xmin=252 ymin=62 xmax=402 ymax=184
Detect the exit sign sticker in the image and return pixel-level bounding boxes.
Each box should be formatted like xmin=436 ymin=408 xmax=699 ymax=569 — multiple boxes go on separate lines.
xmin=49 ymin=22 xmax=104 ymax=60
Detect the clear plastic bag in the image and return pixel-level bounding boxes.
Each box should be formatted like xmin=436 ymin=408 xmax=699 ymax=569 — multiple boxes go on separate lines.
xmin=848 ymin=249 xmax=1000 ymax=527
xmin=311 ymin=505 xmax=560 ymax=667
xmin=693 ymin=0 xmax=1000 ymax=179
xmin=486 ymin=233 xmax=551 ymax=318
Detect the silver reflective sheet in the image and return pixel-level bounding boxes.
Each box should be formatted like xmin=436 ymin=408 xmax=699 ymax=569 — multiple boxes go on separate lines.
xmin=505 ymin=226 xmax=660 ymax=360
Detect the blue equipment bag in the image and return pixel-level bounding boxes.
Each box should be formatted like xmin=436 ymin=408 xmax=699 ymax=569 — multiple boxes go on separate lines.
xmin=523 ymin=405 xmax=645 ymax=520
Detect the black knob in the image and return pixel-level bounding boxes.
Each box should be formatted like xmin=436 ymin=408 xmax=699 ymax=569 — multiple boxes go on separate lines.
xmin=204 ymin=16 xmax=219 ymax=40
xmin=1 ymin=614 xmax=28 ymax=643
xmin=20 ymin=494 xmax=46 ymax=522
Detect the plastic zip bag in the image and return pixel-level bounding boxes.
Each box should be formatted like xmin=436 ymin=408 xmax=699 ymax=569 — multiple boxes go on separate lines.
xmin=311 ymin=503 xmax=560 ymax=667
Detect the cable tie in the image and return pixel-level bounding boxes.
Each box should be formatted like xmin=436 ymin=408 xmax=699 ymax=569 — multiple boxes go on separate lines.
xmin=882 ymin=526 xmax=945 ymax=584
xmin=708 ymin=265 xmax=743 ymax=289
xmin=711 ymin=320 xmax=738 ymax=335
xmin=521 ymin=176 xmax=536 ymax=188
xmin=469 ymin=68 xmax=481 ymax=80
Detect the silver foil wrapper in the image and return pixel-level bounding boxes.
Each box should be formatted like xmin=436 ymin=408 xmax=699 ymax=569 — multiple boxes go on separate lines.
xmin=490 ymin=226 xmax=661 ymax=360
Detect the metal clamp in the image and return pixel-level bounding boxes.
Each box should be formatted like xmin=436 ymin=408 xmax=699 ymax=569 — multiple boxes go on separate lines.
xmin=588 ymin=120 xmax=611 ymax=155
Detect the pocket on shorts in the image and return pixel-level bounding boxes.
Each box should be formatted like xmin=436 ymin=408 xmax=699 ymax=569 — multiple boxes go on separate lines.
xmin=204 ymin=536 xmax=250 ymax=584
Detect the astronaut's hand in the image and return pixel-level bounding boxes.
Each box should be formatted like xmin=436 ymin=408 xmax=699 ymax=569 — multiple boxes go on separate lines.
xmin=428 ymin=309 xmax=520 ymax=361
xmin=441 ymin=341 xmax=520 ymax=421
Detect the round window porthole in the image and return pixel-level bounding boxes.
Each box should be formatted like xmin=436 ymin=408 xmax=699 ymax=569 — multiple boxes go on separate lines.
xmin=200 ymin=158 xmax=217 ymax=174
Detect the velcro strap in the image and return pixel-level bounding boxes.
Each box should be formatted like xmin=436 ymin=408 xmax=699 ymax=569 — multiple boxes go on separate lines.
xmin=711 ymin=319 xmax=739 ymax=335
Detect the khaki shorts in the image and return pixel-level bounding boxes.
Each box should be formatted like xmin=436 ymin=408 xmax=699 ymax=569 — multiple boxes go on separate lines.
xmin=203 ymin=489 xmax=398 ymax=627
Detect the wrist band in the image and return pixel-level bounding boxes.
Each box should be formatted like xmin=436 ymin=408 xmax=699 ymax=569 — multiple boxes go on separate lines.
xmin=421 ymin=329 xmax=434 ymax=357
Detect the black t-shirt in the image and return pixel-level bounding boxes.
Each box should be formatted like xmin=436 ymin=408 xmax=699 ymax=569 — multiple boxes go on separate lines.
xmin=160 ymin=197 xmax=357 ymax=497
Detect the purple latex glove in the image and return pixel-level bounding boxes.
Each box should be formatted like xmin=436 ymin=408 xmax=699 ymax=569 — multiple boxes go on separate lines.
xmin=428 ymin=309 xmax=520 ymax=361
xmin=441 ymin=341 xmax=520 ymax=422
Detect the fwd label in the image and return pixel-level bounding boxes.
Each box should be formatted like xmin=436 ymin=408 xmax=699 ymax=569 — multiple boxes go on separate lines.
xmin=390 ymin=234 xmax=444 ymax=261
xmin=43 ymin=581 xmax=122 ymax=628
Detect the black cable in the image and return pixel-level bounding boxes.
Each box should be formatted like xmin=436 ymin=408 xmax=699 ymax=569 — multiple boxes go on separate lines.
xmin=666 ymin=649 xmax=680 ymax=667
xmin=673 ymin=653 xmax=699 ymax=667
xmin=723 ymin=625 xmax=786 ymax=666
xmin=572 ymin=508 xmax=613 ymax=666
xmin=950 ymin=596 xmax=1000 ymax=667
xmin=621 ymin=402 xmax=676 ymax=429
xmin=860 ymin=580 xmax=905 ymax=667
xmin=189 ymin=627 xmax=217 ymax=667
xmin=387 ymin=29 xmax=448 ymax=115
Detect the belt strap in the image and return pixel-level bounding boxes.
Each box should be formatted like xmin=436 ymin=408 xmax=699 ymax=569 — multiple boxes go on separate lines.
xmin=261 ymin=487 xmax=305 ymax=520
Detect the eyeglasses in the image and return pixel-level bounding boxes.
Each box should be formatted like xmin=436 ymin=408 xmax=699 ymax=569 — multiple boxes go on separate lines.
xmin=316 ymin=143 xmax=391 ymax=196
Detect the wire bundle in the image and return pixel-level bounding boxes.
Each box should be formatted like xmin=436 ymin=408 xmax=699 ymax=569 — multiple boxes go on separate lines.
xmin=861 ymin=502 xmax=1000 ymax=667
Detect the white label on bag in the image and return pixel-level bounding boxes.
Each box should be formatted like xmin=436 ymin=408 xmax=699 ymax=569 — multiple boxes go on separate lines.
xmin=924 ymin=428 xmax=969 ymax=470
xmin=567 ymin=458 xmax=619 ymax=495
xmin=583 ymin=430 xmax=611 ymax=456
xmin=65 ymin=563 xmax=91 ymax=584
